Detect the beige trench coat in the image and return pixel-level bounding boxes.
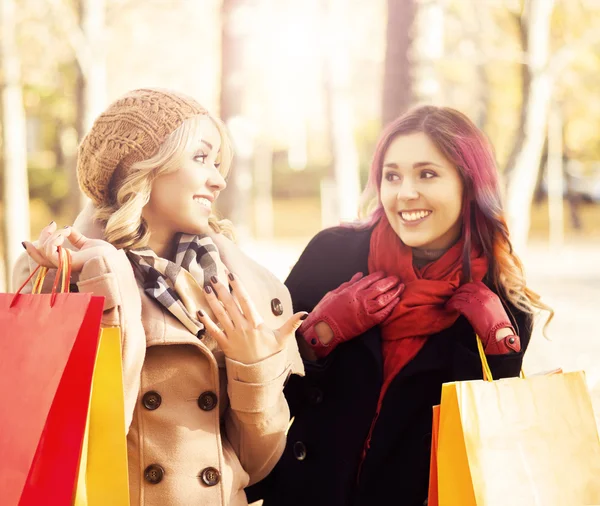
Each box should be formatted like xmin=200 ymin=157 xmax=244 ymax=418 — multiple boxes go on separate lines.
xmin=13 ymin=209 xmax=303 ymax=506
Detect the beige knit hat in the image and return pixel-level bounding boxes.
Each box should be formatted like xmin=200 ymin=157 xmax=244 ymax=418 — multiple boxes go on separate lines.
xmin=77 ymin=88 xmax=208 ymax=205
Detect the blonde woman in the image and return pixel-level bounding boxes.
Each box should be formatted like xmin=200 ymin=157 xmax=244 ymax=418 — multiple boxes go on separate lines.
xmin=14 ymin=88 xmax=304 ymax=506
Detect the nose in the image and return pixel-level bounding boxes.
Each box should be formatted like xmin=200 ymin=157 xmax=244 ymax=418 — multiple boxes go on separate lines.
xmin=396 ymin=179 xmax=419 ymax=201
xmin=207 ymin=166 xmax=227 ymax=192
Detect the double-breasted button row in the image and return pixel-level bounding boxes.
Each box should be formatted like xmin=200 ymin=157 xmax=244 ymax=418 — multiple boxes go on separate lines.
xmin=144 ymin=464 xmax=221 ymax=487
xmin=199 ymin=467 xmax=221 ymax=486
xmin=142 ymin=391 xmax=218 ymax=412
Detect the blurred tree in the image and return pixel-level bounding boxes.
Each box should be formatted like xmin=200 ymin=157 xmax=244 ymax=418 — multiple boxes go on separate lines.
xmin=505 ymin=0 xmax=556 ymax=251
xmin=45 ymin=0 xmax=107 ymax=214
xmin=504 ymin=0 xmax=600 ymax=248
xmin=1 ymin=0 xmax=31 ymax=290
xmin=381 ymin=0 xmax=415 ymax=125
xmin=218 ymin=0 xmax=252 ymax=238
xmin=321 ymin=0 xmax=361 ymax=225
xmin=502 ymin=2 xmax=529 ymax=180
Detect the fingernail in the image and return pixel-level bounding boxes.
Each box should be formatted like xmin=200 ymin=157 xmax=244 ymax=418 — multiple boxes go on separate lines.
xmin=204 ymin=285 xmax=213 ymax=294
xmin=210 ymin=275 xmax=218 ymax=284
xmin=300 ymin=312 xmax=309 ymax=320
xmin=197 ymin=309 xmax=204 ymax=318
xmin=21 ymin=241 xmax=26 ymax=249
xmin=49 ymin=221 xmax=55 ymax=226
xmin=228 ymin=272 xmax=234 ymax=281
xmin=63 ymin=225 xmax=70 ymax=229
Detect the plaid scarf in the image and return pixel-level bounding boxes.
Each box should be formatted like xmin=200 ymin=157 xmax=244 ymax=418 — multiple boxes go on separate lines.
xmin=127 ymin=233 xmax=228 ymax=336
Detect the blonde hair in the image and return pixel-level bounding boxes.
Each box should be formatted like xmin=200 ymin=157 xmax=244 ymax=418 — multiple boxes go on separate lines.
xmin=94 ymin=114 xmax=235 ymax=250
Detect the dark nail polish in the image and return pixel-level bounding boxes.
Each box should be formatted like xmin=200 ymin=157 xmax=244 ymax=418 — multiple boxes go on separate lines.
xmin=228 ymin=272 xmax=234 ymax=281
xmin=21 ymin=242 xmax=26 ymax=249
xmin=197 ymin=309 xmax=204 ymax=318
xmin=63 ymin=225 xmax=70 ymax=229
xmin=49 ymin=221 xmax=55 ymax=226
xmin=210 ymin=275 xmax=218 ymax=284
xmin=300 ymin=313 xmax=309 ymax=320
xmin=204 ymin=285 xmax=213 ymax=294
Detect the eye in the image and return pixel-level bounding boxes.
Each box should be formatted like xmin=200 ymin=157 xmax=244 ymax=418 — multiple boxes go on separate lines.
xmin=194 ymin=153 xmax=208 ymax=164
xmin=384 ymin=171 xmax=400 ymax=182
xmin=421 ymin=169 xmax=438 ymax=179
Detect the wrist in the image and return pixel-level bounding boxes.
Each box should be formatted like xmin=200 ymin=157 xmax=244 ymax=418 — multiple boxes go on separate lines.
xmin=314 ymin=321 xmax=334 ymax=344
xmin=494 ymin=327 xmax=513 ymax=340
xmin=299 ymin=316 xmax=339 ymax=359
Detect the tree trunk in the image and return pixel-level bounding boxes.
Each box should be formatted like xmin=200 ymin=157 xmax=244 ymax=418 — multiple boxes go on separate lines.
xmin=472 ymin=0 xmax=492 ymax=128
xmin=381 ymin=0 xmax=416 ymax=126
xmin=217 ymin=0 xmax=252 ymax=238
xmin=505 ymin=0 xmax=556 ymax=251
xmin=503 ymin=12 xmax=530 ymax=180
xmin=1 ymin=0 xmax=30 ymax=290
xmin=321 ymin=0 xmax=361 ymax=225
xmin=76 ymin=0 xmax=107 ymax=211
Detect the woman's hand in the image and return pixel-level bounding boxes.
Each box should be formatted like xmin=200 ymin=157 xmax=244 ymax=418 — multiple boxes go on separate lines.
xmin=446 ymin=281 xmax=521 ymax=355
xmin=300 ymin=271 xmax=405 ymax=359
xmin=197 ymin=271 xmax=307 ymax=365
xmin=22 ymin=221 xmax=117 ymax=273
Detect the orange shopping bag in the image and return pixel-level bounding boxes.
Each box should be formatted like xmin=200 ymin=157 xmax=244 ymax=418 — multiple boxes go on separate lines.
xmin=428 ymin=338 xmax=600 ymax=506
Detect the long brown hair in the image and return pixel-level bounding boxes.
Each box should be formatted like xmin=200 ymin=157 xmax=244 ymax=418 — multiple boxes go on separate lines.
xmin=360 ymin=105 xmax=553 ymax=330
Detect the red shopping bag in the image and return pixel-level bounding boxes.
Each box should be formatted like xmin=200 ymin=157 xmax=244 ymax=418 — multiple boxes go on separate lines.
xmin=0 ymin=249 xmax=104 ymax=506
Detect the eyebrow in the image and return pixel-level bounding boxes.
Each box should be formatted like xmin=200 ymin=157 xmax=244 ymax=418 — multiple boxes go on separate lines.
xmin=383 ymin=161 xmax=443 ymax=169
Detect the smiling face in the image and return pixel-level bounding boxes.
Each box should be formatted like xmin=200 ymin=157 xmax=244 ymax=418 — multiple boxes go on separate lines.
xmin=143 ymin=117 xmax=226 ymax=242
xmin=379 ymin=132 xmax=464 ymax=251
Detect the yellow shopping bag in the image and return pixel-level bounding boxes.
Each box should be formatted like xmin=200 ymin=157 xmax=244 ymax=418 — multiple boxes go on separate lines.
xmin=431 ymin=338 xmax=600 ymax=506
xmin=74 ymin=327 xmax=130 ymax=506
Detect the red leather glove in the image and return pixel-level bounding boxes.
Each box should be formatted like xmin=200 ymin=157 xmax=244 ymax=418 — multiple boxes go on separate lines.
xmin=299 ymin=271 xmax=404 ymax=359
xmin=446 ymin=281 xmax=521 ymax=355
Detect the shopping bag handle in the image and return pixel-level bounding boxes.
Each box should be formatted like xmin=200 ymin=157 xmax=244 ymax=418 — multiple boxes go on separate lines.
xmin=10 ymin=247 xmax=71 ymax=308
xmin=476 ymin=334 xmax=526 ymax=382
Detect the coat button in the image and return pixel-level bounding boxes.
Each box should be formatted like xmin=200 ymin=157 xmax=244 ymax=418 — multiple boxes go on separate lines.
xmin=307 ymin=386 xmax=323 ymax=405
xmin=199 ymin=467 xmax=221 ymax=486
xmin=197 ymin=391 xmax=218 ymax=411
xmin=144 ymin=464 xmax=165 ymax=484
xmin=293 ymin=441 xmax=307 ymax=461
xmin=142 ymin=391 xmax=162 ymax=411
xmin=270 ymin=298 xmax=284 ymax=316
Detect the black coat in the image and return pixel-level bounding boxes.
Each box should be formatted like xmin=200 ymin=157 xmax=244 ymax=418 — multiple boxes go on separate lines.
xmin=247 ymin=226 xmax=532 ymax=506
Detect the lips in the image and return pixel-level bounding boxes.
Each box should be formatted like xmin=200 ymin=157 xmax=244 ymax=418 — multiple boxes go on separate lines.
xmin=399 ymin=209 xmax=432 ymax=223
xmin=193 ymin=195 xmax=213 ymax=210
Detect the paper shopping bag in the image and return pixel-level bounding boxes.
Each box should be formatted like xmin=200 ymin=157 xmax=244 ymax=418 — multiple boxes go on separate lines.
xmin=434 ymin=368 xmax=600 ymax=506
xmin=0 ymin=250 xmax=104 ymax=506
xmin=427 ymin=405 xmax=440 ymax=506
xmin=74 ymin=327 xmax=130 ymax=506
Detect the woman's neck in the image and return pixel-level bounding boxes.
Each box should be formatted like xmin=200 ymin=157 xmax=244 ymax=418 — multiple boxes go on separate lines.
xmin=412 ymin=246 xmax=450 ymax=268
xmin=146 ymin=229 xmax=177 ymax=260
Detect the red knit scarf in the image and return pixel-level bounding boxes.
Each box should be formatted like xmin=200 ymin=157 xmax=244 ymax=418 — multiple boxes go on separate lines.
xmin=368 ymin=217 xmax=489 ymax=405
